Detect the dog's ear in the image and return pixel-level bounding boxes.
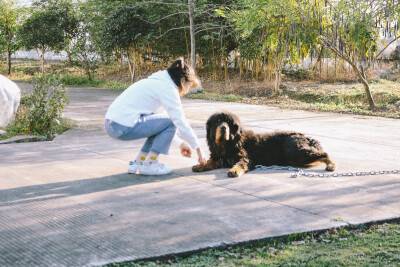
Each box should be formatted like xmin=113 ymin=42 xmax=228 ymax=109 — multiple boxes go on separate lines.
xmin=206 ymin=116 xmax=216 ymax=149
xmin=206 ymin=121 xmax=212 ymax=142
xmin=230 ymin=119 xmax=242 ymax=143
xmin=206 ymin=115 xmax=214 ymax=141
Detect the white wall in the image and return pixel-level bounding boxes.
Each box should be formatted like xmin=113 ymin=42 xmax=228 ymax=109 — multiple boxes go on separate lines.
xmin=12 ymin=50 xmax=69 ymax=61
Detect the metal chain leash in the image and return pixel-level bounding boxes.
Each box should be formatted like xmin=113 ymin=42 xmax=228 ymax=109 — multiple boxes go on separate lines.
xmin=254 ymin=165 xmax=400 ymax=178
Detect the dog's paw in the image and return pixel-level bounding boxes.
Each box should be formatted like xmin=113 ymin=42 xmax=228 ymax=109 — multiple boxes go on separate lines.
xmin=227 ymin=166 xmax=244 ymax=178
xmin=325 ymin=163 xmax=336 ymax=172
xmin=192 ymin=164 xmax=203 ymax=172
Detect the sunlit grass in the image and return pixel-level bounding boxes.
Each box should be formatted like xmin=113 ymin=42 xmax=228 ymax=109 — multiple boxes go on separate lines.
xmin=105 ymin=222 xmax=400 ymax=266
xmin=187 ymin=80 xmax=400 ymax=119
xmin=58 ymin=74 xmax=129 ymax=90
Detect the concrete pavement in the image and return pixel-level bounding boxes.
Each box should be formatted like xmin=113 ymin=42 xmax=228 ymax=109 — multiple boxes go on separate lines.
xmin=0 ymin=83 xmax=399 ymax=266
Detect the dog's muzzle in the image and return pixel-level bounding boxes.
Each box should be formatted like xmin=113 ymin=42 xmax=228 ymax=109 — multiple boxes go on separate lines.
xmin=216 ymin=123 xmax=230 ymax=142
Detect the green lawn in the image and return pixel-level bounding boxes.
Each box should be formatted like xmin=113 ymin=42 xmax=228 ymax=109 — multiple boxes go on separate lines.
xmin=106 ymin=222 xmax=400 ymax=266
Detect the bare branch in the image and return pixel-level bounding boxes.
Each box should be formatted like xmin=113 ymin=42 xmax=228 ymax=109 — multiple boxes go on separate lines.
xmin=148 ymin=11 xmax=188 ymax=24
xmin=376 ymin=34 xmax=400 ymax=59
xmin=194 ymin=22 xmax=221 ymax=31
xmin=119 ymin=1 xmax=186 ymax=7
xmin=194 ymin=25 xmax=231 ymax=35
xmin=154 ymin=26 xmax=188 ymax=39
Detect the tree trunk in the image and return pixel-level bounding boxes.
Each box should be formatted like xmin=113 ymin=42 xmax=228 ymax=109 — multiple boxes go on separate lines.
xmin=85 ymin=62 xmax=92 ymax=81
xmin=239 ymin=54 xmax=242 ymax=79
xmin=224 ymin=54 xmax=228 ymax=81
xmin=66 ymin=50 xmax=73 ymax=66
xmin=188 ymin=0 xmax=196 ymax=70
xmin=148 ymin=42 xmax=154 ymax=73
xmin=350 ymin=64 xmax=375 ymax=108
xmin=273 ymin=33 xmax=283 ymax=94
xmin=126 ymin=50 xmax=135 ymax=83
xmin=41 ymin=48 xmax=45 ymax=74
xmin=218 ymin=55 xmax=222 ymax=79
xmin=274 ymin=55 xmax=283 ymax=94
xmin=352 ymin=65 xmax=375 ymax=109
xmin=362 ymin=81 xmax=375 ymax=109
xmin=136 ymin=48 xmax=142 ymax=77
xmin=348 ymin=63 xmax=375 ymax=109
xmin=274 ymin=69 xmax=281 ymax=95
xmin=7 ymin=48 xmax=12 ymax=75
xmin=323 ymin=41 xmax=376 ymax=109
xmin=184 ymin=28 xmax=190 ymax=63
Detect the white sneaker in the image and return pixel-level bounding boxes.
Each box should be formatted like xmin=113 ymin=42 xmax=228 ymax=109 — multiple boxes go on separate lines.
xmin=139 ymin=161 xmax=172 ymax=176
xmin=128 ymin=161 xmax=142 ymax=174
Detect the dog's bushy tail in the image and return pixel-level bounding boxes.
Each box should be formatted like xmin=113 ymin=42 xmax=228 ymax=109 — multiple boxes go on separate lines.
xmin=306 ymin=137 xmax=336 ymax=171
xmin=287 ymin=135 xmax=333 ymax=168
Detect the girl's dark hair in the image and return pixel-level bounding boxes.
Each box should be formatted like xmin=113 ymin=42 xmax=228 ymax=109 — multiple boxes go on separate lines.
xmin=167 ymin=58 xmax=199 ymax=91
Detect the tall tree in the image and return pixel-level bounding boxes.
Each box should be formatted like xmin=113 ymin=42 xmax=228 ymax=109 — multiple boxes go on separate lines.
xmin=99 ymin=7 xmax=151 ymax=82
xmin=131 ymin=0 xmax=234 ymax=70
xmin=199 ymin=0 xmax=237 ymax=81
xmin=18 ymin=10 xmax=64 ymax=73
xmin=80 ymin=0 xmax=235 ymax=75
xmin=227 ymin=0 xmax=400 ymax=106
xmin=33 ymin=0 xmax=80 ymax=65
xmin=188 ymin=0 xmax=196 ymax=69
xmin=317 ymin=0 xmax=400 ymax=109
xmin=71 ymin=25 xmax=99 ymax=81
xmin=227 ymin=0 xmax=320 ymax=94
xmin=0 ymin=0 xmax=24 ymax=75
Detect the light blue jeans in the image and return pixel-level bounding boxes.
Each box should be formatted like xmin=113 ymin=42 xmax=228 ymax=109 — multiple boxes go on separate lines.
xmin=105 ymin=114 xmax=177 ymax=155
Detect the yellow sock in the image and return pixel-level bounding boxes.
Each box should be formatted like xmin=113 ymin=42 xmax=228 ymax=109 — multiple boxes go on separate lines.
xmin=135 ymin=151 xmax=148 ymax=163
xmin=145 ymin=152 xmax=159 ymax=164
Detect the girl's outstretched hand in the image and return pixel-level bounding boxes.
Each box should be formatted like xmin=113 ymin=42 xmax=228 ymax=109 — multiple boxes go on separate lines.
xmin=196 ymin=147 xmax=207 ymax=165
xmin=180 ymin=143 xmax=191 ymax=158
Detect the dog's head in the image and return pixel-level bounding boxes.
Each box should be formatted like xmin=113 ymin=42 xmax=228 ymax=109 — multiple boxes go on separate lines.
xmin=206 ymin=112 xmax=242 ymax=151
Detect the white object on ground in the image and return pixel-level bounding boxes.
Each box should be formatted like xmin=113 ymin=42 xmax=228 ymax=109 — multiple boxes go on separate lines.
xmin=0 ymin=75 xmax=21 ymax=128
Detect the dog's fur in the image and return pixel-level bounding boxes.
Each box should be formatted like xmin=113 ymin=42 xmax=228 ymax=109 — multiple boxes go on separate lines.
xmin=192 ymin=111 xmax=335 ymax=178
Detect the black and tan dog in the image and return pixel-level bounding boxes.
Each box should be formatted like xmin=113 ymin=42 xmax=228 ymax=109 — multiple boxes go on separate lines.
xmin=192 ymin=111 xmax=335 ymax=178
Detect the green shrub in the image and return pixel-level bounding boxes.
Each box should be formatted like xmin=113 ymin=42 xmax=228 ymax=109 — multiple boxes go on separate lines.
xmin=282 ymin=68 xmax=311 ymax=79
xmin=14 ymin=74 xmax=69 ymax=139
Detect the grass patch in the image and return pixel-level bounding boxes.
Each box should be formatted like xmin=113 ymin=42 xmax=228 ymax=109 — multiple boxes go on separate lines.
xmin=59 ymin=74 xmax=129 ymax=90
xmin=189 ymin=80 xmax=400 ymax=119
xmin=105 ymin=222 xmax=400 ymax=266
xmin=6 ymin=60 xmax=130 ymax=90
xmin=187 ymin=91 xmax=241 ymax=102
